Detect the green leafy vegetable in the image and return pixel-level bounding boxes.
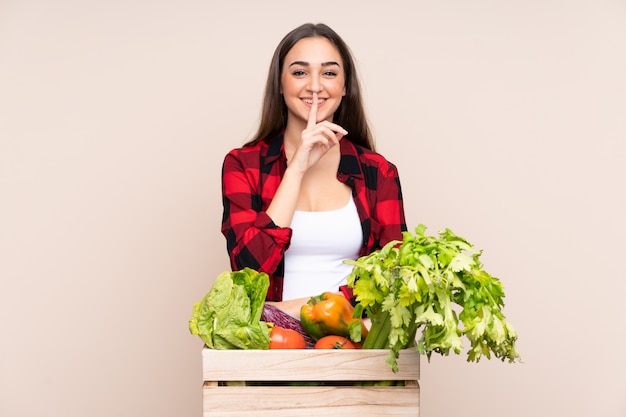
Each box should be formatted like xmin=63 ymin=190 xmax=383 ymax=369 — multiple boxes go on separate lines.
xmin=189 ymin=268 xmax=271 ymax=349
xmin=346 ymin=224 xmax=521 ymax=372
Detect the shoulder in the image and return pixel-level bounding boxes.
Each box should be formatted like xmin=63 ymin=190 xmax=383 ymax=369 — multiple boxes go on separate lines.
xmin=225 ymin=140 xmax=266 ymax=159
xmin=223 ymin=141 xmax=268 ymax=169
xmin=225 ymin=136 xmax=283 ymax=163
xmin=343 ymin=141 xmax=399 ymax=175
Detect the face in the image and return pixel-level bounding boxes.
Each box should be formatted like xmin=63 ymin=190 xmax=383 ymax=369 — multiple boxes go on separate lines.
xmin=281 ymin=37 xmax=346 ymax=127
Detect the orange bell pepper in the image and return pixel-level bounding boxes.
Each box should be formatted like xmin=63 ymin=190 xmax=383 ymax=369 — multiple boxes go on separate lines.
xmin=300 ymin=292 xmax=368 ymax=341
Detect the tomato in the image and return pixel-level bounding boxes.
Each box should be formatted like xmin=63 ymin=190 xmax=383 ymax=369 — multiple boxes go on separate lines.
xmin=269 ymin=326 xmax=307 ymax=349
xmin=314 ymin=335 xmax=358 ymax=349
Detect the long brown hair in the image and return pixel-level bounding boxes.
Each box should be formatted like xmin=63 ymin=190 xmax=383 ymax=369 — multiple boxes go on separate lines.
xmin=245 ymin=23 xmax=375 ymax=151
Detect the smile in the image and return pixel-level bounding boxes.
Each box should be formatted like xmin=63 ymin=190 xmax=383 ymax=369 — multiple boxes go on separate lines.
xmin=302 ymin=98 xmax=327 ymax=104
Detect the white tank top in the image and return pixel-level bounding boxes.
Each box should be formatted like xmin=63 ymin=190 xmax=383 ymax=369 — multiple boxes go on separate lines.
xmin=282 ymin=197 xmax=363 ymax=300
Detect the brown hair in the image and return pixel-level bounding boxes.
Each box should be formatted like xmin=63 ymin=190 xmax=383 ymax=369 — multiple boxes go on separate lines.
xmin=245 ymin=23 xmax=375 ymax=151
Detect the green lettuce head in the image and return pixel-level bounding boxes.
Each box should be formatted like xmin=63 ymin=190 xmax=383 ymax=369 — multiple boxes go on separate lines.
xmin=189 ymin=268 xmax=271 ymax=350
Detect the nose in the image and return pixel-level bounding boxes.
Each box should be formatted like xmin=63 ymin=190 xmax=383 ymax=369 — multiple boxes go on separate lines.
xmin=307 ymin=75 xmax=323 ymax=93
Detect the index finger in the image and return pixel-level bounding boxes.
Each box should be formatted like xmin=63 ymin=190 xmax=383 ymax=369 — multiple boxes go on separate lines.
xmin=307 ymin=92 xmax=318 ymax=129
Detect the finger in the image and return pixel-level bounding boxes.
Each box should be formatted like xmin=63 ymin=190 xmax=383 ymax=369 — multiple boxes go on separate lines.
xmin=312 ymin=122 xmax=348 ymax=140
xmin=317 ymin=126 xmax=343 ymax=145
xmin=307 ymin=92 xmax=318 ymax=129
xmin=318 ymin=121 xmax=348 ymax=137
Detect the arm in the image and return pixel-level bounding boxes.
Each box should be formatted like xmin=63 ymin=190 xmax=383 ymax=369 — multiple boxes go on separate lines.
xmin=220 ymin=145 xmax=330 ymax=278
xmin=221 ymin=151 xmax=292 ymax=276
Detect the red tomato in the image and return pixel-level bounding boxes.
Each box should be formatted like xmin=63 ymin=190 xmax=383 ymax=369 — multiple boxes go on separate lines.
xmin=269 ymin=326 xmax=307 ymax=349
xmin=314 ymin=335 xmax=357 ymax=349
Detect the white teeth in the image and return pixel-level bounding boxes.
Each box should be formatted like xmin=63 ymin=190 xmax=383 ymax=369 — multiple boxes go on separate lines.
xmin=303 ymin=98 xmax=326 ymax=104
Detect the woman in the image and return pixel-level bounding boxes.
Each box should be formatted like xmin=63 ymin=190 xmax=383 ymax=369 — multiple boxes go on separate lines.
xmin=221 ymin=23 xmax=407 ymax=318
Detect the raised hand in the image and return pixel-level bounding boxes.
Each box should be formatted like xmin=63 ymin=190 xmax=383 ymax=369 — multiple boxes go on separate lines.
xmin=288 ymin=93 xmax=348 ymax=173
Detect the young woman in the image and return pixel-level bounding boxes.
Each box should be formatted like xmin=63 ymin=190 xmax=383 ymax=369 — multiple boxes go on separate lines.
xmin=221 ymin=23 xmax=407 ymax=317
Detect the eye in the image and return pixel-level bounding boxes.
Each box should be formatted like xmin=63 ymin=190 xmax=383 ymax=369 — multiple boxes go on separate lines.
xmin=323 ymin=71 xmax=338 ymax=77
xmin=292 ymin=70 xmax=306 ymax=76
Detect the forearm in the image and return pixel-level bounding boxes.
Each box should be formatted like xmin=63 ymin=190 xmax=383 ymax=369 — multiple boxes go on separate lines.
xmin=265 ymin=166 xmax=304 ymax=228
xmin=224 ymin=168 xmax=303 ymax=272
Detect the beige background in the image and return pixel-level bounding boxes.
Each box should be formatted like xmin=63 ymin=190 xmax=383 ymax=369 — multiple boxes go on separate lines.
xmin=1 ymin=1 xmax=625 ymax=416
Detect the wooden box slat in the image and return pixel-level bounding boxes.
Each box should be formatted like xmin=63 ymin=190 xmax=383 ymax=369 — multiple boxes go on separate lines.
xmin=202 ymin=348 xmax=420 ymax=381
xmin=201 ymin=348 xmax=420 ymax=417
xmin=202 ymin=385 xmax=420 ymax=417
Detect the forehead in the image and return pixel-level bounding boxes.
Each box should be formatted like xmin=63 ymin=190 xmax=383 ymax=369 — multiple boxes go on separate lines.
xmin=284 ymin=37 xmax=343 ymax=65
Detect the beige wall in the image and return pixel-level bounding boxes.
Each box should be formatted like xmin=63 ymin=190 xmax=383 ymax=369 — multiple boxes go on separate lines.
xmin=1 ymin=1 xmax=625 ymax=416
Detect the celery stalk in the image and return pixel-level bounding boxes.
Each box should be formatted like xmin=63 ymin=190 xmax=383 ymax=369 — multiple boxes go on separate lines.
xmin=362 ymin=310 xmax=392 ymax=349
xmin=346 ymin=224 xmax=521 ymax=372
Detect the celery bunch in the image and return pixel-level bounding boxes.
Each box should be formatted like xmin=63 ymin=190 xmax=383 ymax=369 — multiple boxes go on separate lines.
xmin=346 ymin=224 xmax=521 ymax=372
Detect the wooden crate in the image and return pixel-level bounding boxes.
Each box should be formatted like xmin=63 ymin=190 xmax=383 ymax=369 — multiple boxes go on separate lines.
xmin=202 ymin=348 xmax=420 ymax=417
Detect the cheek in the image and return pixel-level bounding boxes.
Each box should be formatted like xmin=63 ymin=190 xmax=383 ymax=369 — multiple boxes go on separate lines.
xmin=280 ymin=73 xmax=292 ymax=95
xmin=281 ymin=81 xmax=300 ymax=98
xmin=329 ymin=83 xmax=346 ymax=97
xmin=326 ymin=77 xmax=346 ymax=96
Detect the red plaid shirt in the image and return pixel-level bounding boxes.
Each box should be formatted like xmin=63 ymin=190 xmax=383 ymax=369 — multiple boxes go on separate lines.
xmin=221 ymin=135 xmax=407 ymax=301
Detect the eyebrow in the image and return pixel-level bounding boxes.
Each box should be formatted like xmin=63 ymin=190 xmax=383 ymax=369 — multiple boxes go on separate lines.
xmin=288 ymin=60 xmax=341 ymax=68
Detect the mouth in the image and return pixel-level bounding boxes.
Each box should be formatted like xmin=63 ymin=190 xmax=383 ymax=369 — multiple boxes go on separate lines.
xmin=301 ymin=97 xmax=327 ymax=105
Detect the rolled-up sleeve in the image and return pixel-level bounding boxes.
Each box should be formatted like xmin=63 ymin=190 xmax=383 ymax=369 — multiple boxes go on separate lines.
xmin=221 ymin=150 xmax=292 ymax=281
